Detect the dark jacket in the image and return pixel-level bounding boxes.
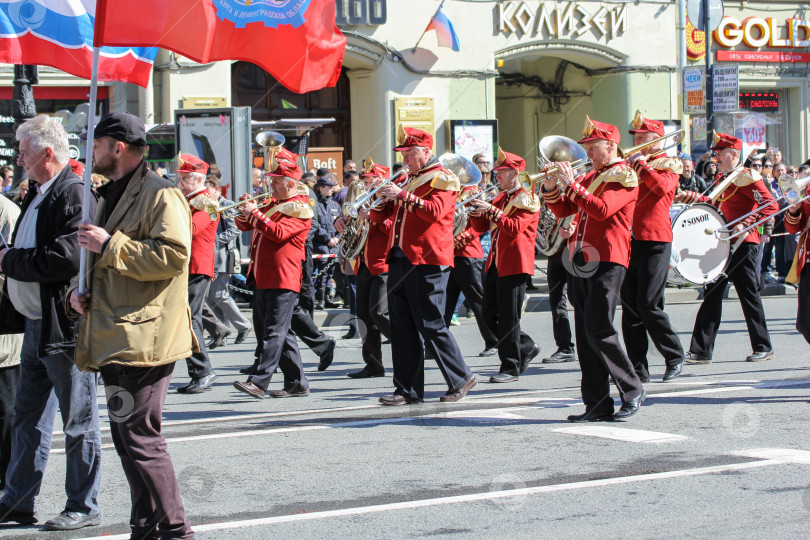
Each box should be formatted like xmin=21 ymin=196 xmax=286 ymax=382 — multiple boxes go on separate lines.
xmin=214 ymin=196 xmax=241 ymax=272
xmin=313 ymin=193 xmax=340 ymax=254
xmin=306 ymin=187 xmax=318 ymax=250
xmin=0 ymin=165 xmax=97 ymax=357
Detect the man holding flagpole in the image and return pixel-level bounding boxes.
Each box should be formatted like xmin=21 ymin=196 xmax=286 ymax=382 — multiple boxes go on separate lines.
xmin=70 ymin=112 xmax=195 ymax=540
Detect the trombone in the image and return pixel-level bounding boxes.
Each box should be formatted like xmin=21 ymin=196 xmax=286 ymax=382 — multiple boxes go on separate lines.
xmin=206 ymin=192 xmax=272 ymax=221
xmin=706 ymin=173 xmax=810 ymax=242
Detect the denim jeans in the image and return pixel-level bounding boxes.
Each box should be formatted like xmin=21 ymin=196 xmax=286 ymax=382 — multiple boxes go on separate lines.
xmin=1 ymin=318 xmax=101 ymax=514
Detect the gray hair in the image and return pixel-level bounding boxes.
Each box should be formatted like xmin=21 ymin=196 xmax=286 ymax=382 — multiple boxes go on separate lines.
xmin=16 ymin=115 xmax=70 ymax=165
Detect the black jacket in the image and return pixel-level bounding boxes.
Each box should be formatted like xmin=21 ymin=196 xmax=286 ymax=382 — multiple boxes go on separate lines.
xmin=313 ymin=193 xmax=340 ymax=254
xmin=0 ymin=165 xmax=97 ymax=357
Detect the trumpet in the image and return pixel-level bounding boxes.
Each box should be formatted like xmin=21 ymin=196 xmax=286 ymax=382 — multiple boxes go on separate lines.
xmin=619 ymin=129 xmax=686 ymax=159
xmin=455 ymin=184 xmax=499 ymax=210
xmin=453 ymin=185 xmax=500 ymax=236
xmin=206 ymin=192 xmax=272 ymax=221
xmin=346 ymin=169 xmax=408 ymax=218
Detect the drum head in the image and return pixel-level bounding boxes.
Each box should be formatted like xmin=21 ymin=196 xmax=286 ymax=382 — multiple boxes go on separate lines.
xmin=670 ymin=203 xmax=730 ymax=285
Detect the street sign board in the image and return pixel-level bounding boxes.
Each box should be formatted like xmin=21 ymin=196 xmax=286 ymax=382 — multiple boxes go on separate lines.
xmin=713 ymin=65 xmax=739 ymax=113
xmin=686 ymin=0 xmax=724 ymax=32
xmin=683 ymin=67 xmax=705 ymax=115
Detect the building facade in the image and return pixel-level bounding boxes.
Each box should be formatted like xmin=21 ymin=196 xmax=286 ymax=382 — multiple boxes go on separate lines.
xmin=1 ymin=0 xmax=808 ymax=171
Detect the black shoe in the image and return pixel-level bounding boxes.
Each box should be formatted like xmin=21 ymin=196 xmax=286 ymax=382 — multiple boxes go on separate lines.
xmin=206 ymin=331 xmax=231 ymax=350
xmin=479 ymin=347 xmax=498 ymax=357
xmin=234 ymin=328 xmax=251 ymax=345
xmin=347 ymin=368 xmax=385 ymax=379
xmin=542 ymin=348 xmax=575 ymax=363
xmin=489 ymin=372 xmax=518 ymax=383
xmin=318 ymin=338 xmax=336 ymax=371
xmin=613 ymin=390 xmax=647 ymax=421
xmin=177 ymin=372 xmax=218 ymax=394
xmin=0 ymin=503 xmax=36 ymax=525
xmin=342 ymin=327 xmax=359 ymax=340
xmin=43 ymin=510 xmax=100 ymax=531
xmin=314 ymin=301 xmax=325 ymax=310
xmin=324 ymin=299 xmax=342 ymax=308
xmin=746 ymin=350 xmax=774 ymax=362
xmin=567 ymin=409 xmax=614 ymax=423
xmin=519 ymin=344 xmax=540 ymax=374
xmin=684 ymin=351 xmax=711 ymax=364
xmin=662 ymin=362 xmax=683 ymax=382
xmin=638 ymin=375 xmax=651 ymax=383
xmin=240 ymin=362 xmax=258 ymax=375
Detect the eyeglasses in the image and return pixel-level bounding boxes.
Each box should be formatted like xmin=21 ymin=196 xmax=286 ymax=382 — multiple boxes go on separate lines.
xmin=751 ymin=163 xmax=762 ymax=169
xmin=764 ymin=163 xmax=773 ymax=168
xmin=475 ymin=160 xmax=490 ymax=165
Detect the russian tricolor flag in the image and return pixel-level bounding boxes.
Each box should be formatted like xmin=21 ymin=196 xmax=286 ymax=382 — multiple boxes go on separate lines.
xmin=0 ymin=1 xmax=157 ymax=87
xmin=426 ymin=6 xmax=460 ymax=52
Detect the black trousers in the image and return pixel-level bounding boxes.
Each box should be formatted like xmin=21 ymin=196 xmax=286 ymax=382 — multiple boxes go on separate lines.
xmin=356 ymin=263 xmax=390 ymax=373
xmin=481 ymin=265 xmax=536 ymax=376
xmin=690 ymin=242 xmax=772 ymax=358
xmin=546 ymin=254 xmax=574 ymax=350
xmin=290 ymin=303 xmax=332 ymax=358
xmin=300 ymin=246 xmax=315 ymax=317
xmin=445 ymin=257 xmax=498 ymax=350
xmin=387 ymin=255 xmax=473 ymax=399
xmin=796 ymin=265 xmax=810 ymax=345
xmin=184 ymin=274 xmax=213 ymax=380
xmin=570 ymin=260 xmax=642 ymax=413
xmin=0 ymin=364 xmax=19 ymax=486
xmin=621 ymin=240 xmax=684 ymax=378
xmin=249 ymin=289 xmax=308 ymax=392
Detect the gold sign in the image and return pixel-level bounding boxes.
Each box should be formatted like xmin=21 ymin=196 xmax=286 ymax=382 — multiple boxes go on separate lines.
xmin=496 ymin=1 xmax=627 ymax=41
xmin=181 ymin=96 xmax=228 ymax=109
xmin=393 ymin=96 xmax=434 ymax=157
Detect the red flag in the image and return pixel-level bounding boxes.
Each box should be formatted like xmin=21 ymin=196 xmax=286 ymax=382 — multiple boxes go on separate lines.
xmin=94 ymin=0 xmax=346 ymax=94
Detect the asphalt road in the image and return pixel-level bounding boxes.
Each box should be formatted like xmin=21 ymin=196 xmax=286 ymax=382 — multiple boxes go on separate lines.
xmin=2 ymin=287 xmax=809 ymax=539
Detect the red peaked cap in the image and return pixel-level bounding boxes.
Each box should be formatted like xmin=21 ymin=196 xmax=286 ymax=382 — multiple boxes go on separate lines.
xmin=178 ymin=154 xmax=209 ymax=175
xmin=578 ymin=117 xmax=621 ymax=145
xmin=711 ymin=132 xmax=743 ymax=151
xmin=361 ymin=163 xmax=390 ymax=178
xmin=492 ymin=150 xmax=526 ymax=172
xmin=267 ymin=147 xmax=302 ymax=181
xmin=629 ymin=113 xmax=665 ymax=137
xmin=69 ymin=159 xmax=84 ymax=177
xmin=393 ymin=127 xmax=433 ymax=151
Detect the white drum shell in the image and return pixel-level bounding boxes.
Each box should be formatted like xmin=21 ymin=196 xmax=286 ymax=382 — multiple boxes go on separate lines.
xmin=668 ymin=203 xmax=730 ymax=285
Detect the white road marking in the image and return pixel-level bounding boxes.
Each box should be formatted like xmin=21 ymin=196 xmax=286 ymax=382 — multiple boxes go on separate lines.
xmin=79 ymin=458 xmax=785 ymax=540
xmin=734 ymin=448 xmax=810 ymax=464
xmin=553 ymin=425 xmax=689 ymax=444
xmin=50 ymin=378 xmax=810 ymax=453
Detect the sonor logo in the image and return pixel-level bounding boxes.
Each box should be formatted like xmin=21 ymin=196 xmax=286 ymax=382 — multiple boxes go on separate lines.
xmin=682 ymin=214 xmax=710 ymax=227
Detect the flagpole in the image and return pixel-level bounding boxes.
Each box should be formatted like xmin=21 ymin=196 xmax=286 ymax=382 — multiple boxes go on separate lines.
xmin=412 ymin=0 xmax=445 ymax=51
xmin=78 ymin=46 xmax=100 ymax=295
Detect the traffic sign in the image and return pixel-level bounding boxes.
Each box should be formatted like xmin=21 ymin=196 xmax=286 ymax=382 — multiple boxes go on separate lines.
xmin=687 ymin=0 xmax=724 ymax=32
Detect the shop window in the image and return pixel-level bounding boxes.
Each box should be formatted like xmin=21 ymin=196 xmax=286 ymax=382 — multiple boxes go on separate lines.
xmin=232 ymin=62 xmax=352 ymax=158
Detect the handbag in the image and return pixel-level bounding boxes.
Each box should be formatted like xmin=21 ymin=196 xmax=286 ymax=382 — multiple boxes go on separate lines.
xmin=226 ymin=248 xmax=241 ymax=274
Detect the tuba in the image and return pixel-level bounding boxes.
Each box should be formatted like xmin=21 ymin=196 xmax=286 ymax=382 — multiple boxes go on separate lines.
xmin=534 ymin=136 xmax=584 ymax=256
xmin=338 ymin=178 xmax=372 ymax=260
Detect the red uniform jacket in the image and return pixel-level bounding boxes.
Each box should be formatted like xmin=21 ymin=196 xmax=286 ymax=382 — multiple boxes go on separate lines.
xmin=187 ymin=189 xmax=219 ymax=278
xmin=235 ymin=193 xmax=313 ymax=291
xmin=784 ymin=198 xmax=810 ymax=278
xmin=543 ymin=160 xmax=639 ymax=268
xmin=369 ymin=160 xmax=459 ymax=266
xmin=630 ymin=156 xmax=681 ymax=243
xmin=453 ymin=186 xmax=484 ymax=259
xmin=681 ymin=168 xmax=777 ymax=244
xmin=351 ymin=216 xmax=392 ymax=276
xmin=467 ymin=187 xmax=540 ymax=276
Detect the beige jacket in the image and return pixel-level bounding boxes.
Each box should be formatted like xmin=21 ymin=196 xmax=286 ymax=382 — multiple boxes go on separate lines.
xmin=70 ymin=163 xmax=194 ymax=372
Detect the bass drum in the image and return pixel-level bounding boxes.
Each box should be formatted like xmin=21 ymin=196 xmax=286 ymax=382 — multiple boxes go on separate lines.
xmin=668 ymin=203 xmax=730 ymax=285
